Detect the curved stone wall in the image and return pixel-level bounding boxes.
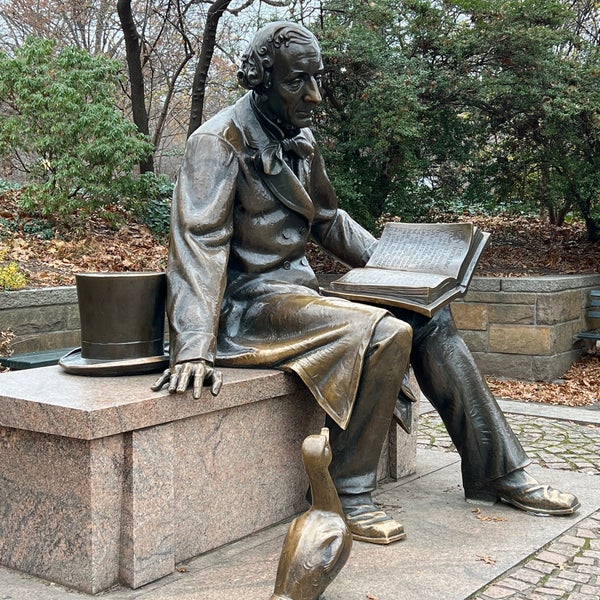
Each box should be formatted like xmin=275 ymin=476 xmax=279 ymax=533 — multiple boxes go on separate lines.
xmin=1 ymin=273 xmax=599 ymax=380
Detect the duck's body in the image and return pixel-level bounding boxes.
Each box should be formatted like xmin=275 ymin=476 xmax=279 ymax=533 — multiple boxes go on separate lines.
xmin=270 ymin=428 xmax=352 ymax=600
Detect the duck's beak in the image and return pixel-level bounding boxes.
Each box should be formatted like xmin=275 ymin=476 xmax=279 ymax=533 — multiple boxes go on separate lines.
xmin=320 ymin=427 xmax=329 ymax=442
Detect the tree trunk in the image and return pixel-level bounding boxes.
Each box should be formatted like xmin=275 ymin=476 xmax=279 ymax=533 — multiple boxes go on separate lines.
xmin=187 ymin=0 xmax=233 ymax=138
xmin=117 ymin=0 xmax=154 ymax=173
xmin=569 ymin=184 xmax=600 ymax=242
xmin=584 ymin=214 xmax=600 ymax=242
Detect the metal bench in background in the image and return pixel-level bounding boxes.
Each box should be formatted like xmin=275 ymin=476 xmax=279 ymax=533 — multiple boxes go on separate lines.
xmin=576 ymin=289 xmax=600 ymax=343
xmin=0 ymin=347 xmax=75 ymax=370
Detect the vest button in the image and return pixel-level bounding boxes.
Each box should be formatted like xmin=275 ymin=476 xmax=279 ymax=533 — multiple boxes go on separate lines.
xmin=283 ymin=261 xmax=291 ymax=270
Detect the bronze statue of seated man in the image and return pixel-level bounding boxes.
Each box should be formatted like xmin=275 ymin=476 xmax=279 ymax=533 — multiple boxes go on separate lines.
xmin=153 ymin=21 xmax=579 ymax=545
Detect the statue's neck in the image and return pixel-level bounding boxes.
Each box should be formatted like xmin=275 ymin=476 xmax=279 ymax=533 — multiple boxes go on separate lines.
xmin=251 ymin=93 xmax=300 ymax=140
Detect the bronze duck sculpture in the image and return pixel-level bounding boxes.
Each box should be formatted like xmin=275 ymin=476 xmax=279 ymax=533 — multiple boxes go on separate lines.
xmin=270 ymin=427 xmax=352 ymax=600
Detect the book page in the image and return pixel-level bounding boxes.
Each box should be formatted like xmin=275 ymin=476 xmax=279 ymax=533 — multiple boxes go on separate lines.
xmin=367 ymin=222 xmax=474 ymax=278
xmin=332 ymin=267 xmax=450 ymax=292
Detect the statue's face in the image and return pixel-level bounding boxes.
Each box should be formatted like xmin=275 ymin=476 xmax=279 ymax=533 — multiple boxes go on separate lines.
xmin=264 ymin=40 xmax=323 ymax=130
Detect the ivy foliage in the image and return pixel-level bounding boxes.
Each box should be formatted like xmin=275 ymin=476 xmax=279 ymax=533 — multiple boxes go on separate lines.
xmin=0 ymin=38 xmax=155 ymax=226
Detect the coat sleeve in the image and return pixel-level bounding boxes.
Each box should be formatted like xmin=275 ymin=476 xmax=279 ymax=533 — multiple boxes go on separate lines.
xmin=167 ymin=132 xmax=237 ymax=365
xmin=308 ymin=144 xmax=378 ymax=268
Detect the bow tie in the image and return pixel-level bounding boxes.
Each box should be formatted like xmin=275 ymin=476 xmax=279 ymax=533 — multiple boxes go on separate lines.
xmin=260 ymin=135 xmax=314 ymax=175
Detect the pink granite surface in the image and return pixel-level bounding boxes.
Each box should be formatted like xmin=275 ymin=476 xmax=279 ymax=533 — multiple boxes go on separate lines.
xmin=0 ymin=365 xmax=417 ymax=593
xmin=0 ymin=367 xmax=325 ymax=593
xmin=0 ymin=428 xmax=123 ymax=593
xmin=0 ymin=366 xmax=304 ymax=439
xmin=120 ymin=423 xmax=175 ymax=589
xmin=173 ymin=392 xmax=324 ymax=562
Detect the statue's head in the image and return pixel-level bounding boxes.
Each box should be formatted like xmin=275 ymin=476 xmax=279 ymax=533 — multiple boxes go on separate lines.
xmin=238 ymin=21 xmax=323 ymax=131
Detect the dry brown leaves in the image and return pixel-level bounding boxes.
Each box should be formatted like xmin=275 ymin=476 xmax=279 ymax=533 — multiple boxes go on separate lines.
xmin=0 ymin=330 xmax=14 ymax=372
xmin=471 ymin=507 xmax=507 ymax=523
xmin=308 ymin=212 xmax=600 ymax=277
xmin=3 ymin=228 xmax=168 ymax=287
xmin=430 ymin=212 xmax=600 ymax=276
xmin=0 ymin=191 xmax=168 ymax=288
xmin=486 ymin=349 xmax=600 ymax=407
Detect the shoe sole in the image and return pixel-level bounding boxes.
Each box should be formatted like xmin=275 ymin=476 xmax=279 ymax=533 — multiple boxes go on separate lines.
xmin=351 ymin=531 xmax=408 ymax=545
xmin=499 ymin=495 xmax=582 ymax=516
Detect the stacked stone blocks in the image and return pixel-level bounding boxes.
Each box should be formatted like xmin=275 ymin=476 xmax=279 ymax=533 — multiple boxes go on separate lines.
xmin=1 ymin=273 xmax=599 ymax=379
xmin=451 ymin=274 xmax=600 ymax=381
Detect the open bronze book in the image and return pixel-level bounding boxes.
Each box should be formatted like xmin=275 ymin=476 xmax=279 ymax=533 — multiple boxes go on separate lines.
xmin=325 ymin=222 xmax=490 ymax=316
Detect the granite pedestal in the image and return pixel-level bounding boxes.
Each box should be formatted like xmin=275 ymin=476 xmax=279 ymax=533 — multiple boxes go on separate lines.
xmin=0 ymin=366 xmax=417 ymax=594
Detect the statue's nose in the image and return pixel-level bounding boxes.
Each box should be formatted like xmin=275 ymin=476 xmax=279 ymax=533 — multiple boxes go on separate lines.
xmin=305 ymin=77 xmax=322 ymax=104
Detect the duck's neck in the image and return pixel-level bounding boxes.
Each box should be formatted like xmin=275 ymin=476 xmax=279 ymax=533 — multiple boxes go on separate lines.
xmin=309 ymin=468 xmax=343 ymax=514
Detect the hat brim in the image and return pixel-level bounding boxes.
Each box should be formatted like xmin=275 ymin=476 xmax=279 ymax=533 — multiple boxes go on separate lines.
xmin=58 ymin=347 xmax=169 ymax=376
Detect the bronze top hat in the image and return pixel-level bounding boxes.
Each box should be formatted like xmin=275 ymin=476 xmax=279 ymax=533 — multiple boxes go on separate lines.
xmin=59 ymin=272 xmax=169 ymax=376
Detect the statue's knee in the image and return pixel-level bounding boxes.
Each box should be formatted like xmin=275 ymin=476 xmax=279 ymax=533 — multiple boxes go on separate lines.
xmin=373 ymin=315 xmax=413 ymax=349
xmin=430 ymin=305 xmax=459 ymax=334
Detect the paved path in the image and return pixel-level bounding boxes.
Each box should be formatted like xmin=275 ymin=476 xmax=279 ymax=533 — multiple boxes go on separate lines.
xmin=419 ymin=403 xmax=600 ymax=599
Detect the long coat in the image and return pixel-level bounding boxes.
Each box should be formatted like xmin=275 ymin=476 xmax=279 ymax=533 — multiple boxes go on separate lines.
xmin=167 ymin=92 xmax=392 ymax=429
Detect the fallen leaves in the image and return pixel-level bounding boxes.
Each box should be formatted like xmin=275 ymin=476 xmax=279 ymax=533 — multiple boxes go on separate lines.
xmin=0 ymin=330 xmax=14 ymax=372
xmin=309 ymin=211 xmax=600 ymax=277
xmin=454 ymin=213 xmax=600 ymax=277
xmin=0 ymin=223 xmax=168 ymax=287
xmin=472 ymin=507 xmax=508 ymax=523
xmin=486 ymin=349 xmax=600 ymax=407
xmin=476 ymin=555 xmax=497 ymax=565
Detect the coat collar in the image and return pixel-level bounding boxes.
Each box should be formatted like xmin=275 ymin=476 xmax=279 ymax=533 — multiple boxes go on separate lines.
xmin=233 ymin=93 xmax=316 ymax=223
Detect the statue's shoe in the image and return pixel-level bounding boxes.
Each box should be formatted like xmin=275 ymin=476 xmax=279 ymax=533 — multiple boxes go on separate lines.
xmin=344 ymin=504 xmax=406 ymax=544
xmin=465 ymin=469 xmax=580 ymax=516
xmin=339 ymin=493 xmax=406 ymax=544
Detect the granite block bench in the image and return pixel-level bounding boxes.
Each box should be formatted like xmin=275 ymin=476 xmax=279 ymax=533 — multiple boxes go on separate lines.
xmin=0 ymin=365 xmax=418 ymax=594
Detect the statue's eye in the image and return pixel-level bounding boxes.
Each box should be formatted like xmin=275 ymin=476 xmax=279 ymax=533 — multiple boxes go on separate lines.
xmin=286 ymin=77 xmax=304 ymax=91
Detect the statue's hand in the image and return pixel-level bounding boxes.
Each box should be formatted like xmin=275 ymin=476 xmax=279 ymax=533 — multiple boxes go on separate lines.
xmin=151 ymin=360 xmax=223 ymax=399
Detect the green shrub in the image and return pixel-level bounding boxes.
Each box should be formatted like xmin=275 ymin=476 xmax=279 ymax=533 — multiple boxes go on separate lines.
xmin=0 ymin=38 xmax=154 ymax=227
xmin=130 ymin=173 xmax=174 ymax=239
xmin=0 ymin=179 xmax=21 ymax=193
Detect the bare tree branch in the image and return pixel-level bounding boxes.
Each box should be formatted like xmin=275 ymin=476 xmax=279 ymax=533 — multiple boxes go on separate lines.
xmin=187 ymin=0 xmax=233 ymax=136
xmin=117 ymin=0 xmax=154 ymax=173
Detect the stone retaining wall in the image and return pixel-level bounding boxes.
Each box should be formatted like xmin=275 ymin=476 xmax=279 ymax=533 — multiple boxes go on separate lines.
xmin=2 ymin=274 xmax=599 ymax=380
xmin=450 ymin=274 xmax=600 ymax=381
xmin=0 ymin=286 xmax=79 ymax=353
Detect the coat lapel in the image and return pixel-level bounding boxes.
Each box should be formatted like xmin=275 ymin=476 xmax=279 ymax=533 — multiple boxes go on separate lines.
xmin=234 ymin=95 xmax=316 ymax=223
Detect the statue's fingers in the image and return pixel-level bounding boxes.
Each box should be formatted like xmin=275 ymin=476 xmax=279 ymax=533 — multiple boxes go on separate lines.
xmin=176 ymin=363 xmax=192 ymax=394
xmin=168 ymin=369 xmax=180 ymax=394
xmin=210 ymin=369 xmax=223 ymax=396
xmin=192 ymin=366 xmax=205 ymax=400
xmin=151 ymin=369 xmax=171 ymax=391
